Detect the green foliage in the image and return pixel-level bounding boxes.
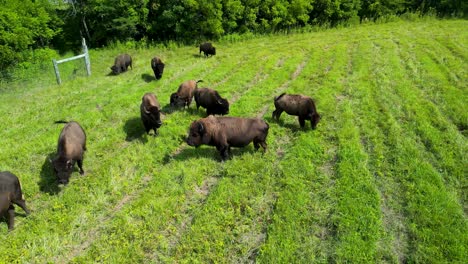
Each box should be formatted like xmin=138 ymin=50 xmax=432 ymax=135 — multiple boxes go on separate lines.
xmin=0 ymin=20 xmax=466 ymax=262
xmin=0 ymin=0 xmax=61 ymax=71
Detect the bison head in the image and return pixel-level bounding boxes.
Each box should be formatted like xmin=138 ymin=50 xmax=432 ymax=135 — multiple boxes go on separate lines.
xmin=211 ymin=47 xmax=216 ymax=55
xmin=110 ymin=65 xmax=121 ymax=75
xmin=170 ymin=93 xmax=186 ymax=107
xmin=212 ymin=98 xmax=229 ymax=115
xmin=152 ymin=62 xmax=165 ymax=80
xmin=311 ymin=113 xmax=321 ymax=129
xmin=155 ymin=65 xmax=164 ymax=79
xmin=51 ymin=157 xmax=74 ymax=185
xmin=186 ymin=121 xmax=206 ymax=147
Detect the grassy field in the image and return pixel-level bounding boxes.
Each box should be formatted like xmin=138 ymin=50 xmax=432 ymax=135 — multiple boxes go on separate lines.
xmin=0 ymin=19 xmax=466 ymax=263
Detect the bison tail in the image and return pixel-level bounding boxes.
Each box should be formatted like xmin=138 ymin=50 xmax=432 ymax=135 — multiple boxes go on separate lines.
xmin=54 ymin=120 xmax=69 ymax=124
xmin=274 ymin=93 xmax=286 ymax=101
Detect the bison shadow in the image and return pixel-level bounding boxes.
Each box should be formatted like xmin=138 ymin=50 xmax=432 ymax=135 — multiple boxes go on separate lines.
xmin=163 ymin=143 xmax=258 ymax=164
xmin=161 ymin=104 xmax=191 ymax=115
xmin=141 ymin=73 xmax=155 ymax=83
xmin=163 ymin=146 xmax=219 ymax=164
xmin=123 ymin=117 xmax=148 ymax=143
xmin=264 ymin=116 xmax=307 ymax=132
xmin=38 ymin=152 xmax=61 ymax=195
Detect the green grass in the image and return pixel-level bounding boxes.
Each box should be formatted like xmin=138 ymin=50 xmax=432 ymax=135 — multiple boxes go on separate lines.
xmin=0 ymin=19 xmax=466 ymax=263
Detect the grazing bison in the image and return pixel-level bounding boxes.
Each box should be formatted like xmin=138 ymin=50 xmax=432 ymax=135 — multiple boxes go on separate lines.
xmin=194 ymin=88 xmax=229 ymax=116
xmin=186 ymin=116 xmax=269 ymax=160
xmin=51 ymin=121 xmax=87 ymax=185
xmin=151 ymin=57 xmax=165 ymax=80
xmin=140 ymin=92 xmax=162 ymax=135
xmin=0 ymin=171 xmax=30 ymax=230
xmin=272 ymin=93 xmax=321 ymax=129
xmin=199 ymin=42 xmax=216 ymax=57
xmin=170 ymin=80 xmax=203 ymax=108
xmin=110 ymin=54 xmax=132 ymax=75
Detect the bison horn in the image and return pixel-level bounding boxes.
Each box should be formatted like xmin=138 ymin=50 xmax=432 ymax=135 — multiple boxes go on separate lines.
xmin=217 ymin=99 xmax=223 ymax=105
xmin=143 ymin=106 xmax=150 ymax=114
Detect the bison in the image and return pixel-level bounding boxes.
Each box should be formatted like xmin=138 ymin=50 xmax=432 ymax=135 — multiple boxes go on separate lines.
xmin=0 ymin=171 xmax=30 ymax=230
xmin=194 ymin=88 xmax=229 ymax=116
xmin=170 ymin=80 xmax=203 ymax=108
xmin=272 ymin=93 xmax=321 ymax=129
xmin=186 ymin=116 xmax=269 ymax=160
xmin=110 ymin=54 xmax=132 ymax=75
xmin=140 ymin=92 xmax=162 ymax=135
xmin=199 ymin=42 xmax=216 ymax=57
xmin=151 ymin=57 xmax=165 ymax=80
xmin=51 ymin=121 xmax=87 ymax=185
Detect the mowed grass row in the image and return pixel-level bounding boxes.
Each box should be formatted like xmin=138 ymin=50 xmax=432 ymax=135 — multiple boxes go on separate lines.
xmin=0 ymin=41 xmax=249 ymax=261
xmin=71 ymin=44 xmax=308 ymax=262
xmin=0 ymin=19 xmax=466 ymax=262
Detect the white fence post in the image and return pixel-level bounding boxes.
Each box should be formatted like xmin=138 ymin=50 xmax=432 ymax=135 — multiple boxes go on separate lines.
xmin=82 ymin=38 xmax=91 ymax=76
xmin=53 ymin=59 xmax=61 ymax=85
xmin=52 ymin=38 xmax=91 ymax=85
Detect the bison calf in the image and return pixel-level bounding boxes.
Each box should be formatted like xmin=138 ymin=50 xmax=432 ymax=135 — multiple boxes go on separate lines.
xmin=170 ymin=80 xmax=203 ymax=108
xmin=51 ymin=121 xmax=87 ymax=185
xmin=141 ymin=93 xmax=162 ymax=135
xmin=272 ymin=93 xmax=321 ymax=129
xmin=194 ymin=88 xmax=229 ymax=116
xmin=151 ymin=57 xmax=165 ymax=80
xmin=199 ymin=42 xmax=216 ymax=57
xmin=186 ymin=116 xmax=269 ymax=160
xmin=0 ymin=171 xmax=30 ymax=230
xmin=111 ymin=54 xmax=132 ymax=75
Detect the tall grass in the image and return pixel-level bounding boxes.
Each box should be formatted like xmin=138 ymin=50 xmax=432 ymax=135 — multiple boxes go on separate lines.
xmin=0 ymin=19 xmax=466 ymax=263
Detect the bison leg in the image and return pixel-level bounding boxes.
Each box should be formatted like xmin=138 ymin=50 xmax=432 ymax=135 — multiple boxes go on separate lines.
xmin=298 ymin=116 xmax=306 ymax=128
xmin=272 ymin=109 xmax=283 ymax=120
xmin=13 ymin=199 xmax=30 ymax=215
xmin=217 ymin=145 xmax=230 ymax=161
xmin=7 ymin=205 xmax=15 ymax=230
xmin=254 ymin=139 xmax=268 ymax=152
xmin=260 ymin=141 xmax=268 ymax=151
xmin=77 ymin=159 xmax=85 ymax=175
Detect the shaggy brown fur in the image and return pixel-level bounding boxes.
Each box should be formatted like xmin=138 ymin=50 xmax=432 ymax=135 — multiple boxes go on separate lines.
xmin=170 ymin=80 xmax=203 ymax=108
xmin=0 ymin=171 xmax=30 ymax=230
xmin=51 ymin=121 xmax=87 ymax=185
xmin=272 ymin=93 xmax=320 ymax=129
xmin=199 ymin=42 xmax=216 ymax=57
xmin=140 ymin=92 xmax=162 ymax=135
xmin=0 ymin=192 xmax=14 ymax=230
xmin=186 ymin=116 xmax=269 ymax=160
xmin=151 ymin=57 xmax=165 ymax=80
xmin=111 ymin=54 xmax=132 ymax=75
xmin=194 ymin=88 xmax=229 ymax=116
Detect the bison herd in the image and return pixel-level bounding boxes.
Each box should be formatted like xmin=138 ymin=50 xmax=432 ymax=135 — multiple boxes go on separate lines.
xmin=0 ymin=42 xmax=320 ymax=231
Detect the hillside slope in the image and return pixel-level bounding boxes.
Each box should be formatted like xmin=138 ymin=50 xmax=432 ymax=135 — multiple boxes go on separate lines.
xmin=0 ymin=19 xmax=466 ymax=263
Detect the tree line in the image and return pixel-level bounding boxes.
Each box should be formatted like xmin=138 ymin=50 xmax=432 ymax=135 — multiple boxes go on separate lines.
xmin=0 ymin=0 xmax=466 ymax=72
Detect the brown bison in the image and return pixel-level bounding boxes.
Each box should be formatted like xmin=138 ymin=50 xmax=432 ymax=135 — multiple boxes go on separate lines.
xmin=199 ymin=42 xmax=216 ymax=57
xmin=111 ymin=54 xmax=132 ymax=75
xmin=151 ymin=57 xmax=165 ymax=80
xmin=0 ymin=171 xmax=30 ymax=230
xmin=186 ymin=116 xmax=269 ymax=160
xmin=194 ymin=88 xmax=229 ymax=116
xmin=272 ymin=93 xmax=321 ymax=129
xmin=51 ymin=121 xmax=87 ymax=185
xmin=140 ymin=92 xmax=162 ymax=135
xmin=170 ymin=80 xmax=203 ymax=108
